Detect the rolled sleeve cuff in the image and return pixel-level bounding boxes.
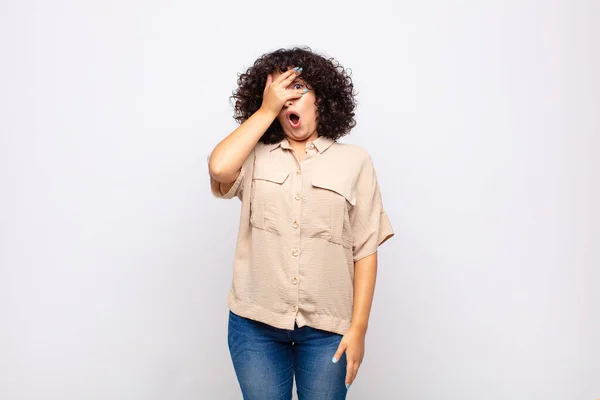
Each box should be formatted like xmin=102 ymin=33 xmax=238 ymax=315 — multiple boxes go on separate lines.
xmin=353 ymin=210 xmax=395 ymax=262
xmin=207 ymin=152 xmax=244 ymax=200
xmin=210 ymin=170 xmax=244 ymax=199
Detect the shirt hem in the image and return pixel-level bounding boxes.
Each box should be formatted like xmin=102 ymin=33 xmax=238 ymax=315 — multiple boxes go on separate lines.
xmin=227 ymin=292 xmax=352 ymax=336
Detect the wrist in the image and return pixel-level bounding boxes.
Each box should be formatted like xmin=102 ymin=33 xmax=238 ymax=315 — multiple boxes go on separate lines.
xmin=258 ymin=105 xmax=278 ymax=120
xmin=350 ymin=321 xmax=368 ymax=335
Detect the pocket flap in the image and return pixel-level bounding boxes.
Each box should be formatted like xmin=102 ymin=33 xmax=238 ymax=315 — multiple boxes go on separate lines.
xmin=253 ymin=163 xmax=290 ymax=184
xmin=311 ymin=175 xmax=356 ymax=205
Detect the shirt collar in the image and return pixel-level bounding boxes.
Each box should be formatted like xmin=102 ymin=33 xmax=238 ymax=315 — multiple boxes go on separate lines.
xmin=269 ymin=135 xmax=335 ymax=153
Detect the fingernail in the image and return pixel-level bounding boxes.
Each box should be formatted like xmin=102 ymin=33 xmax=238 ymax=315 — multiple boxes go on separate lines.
xmin=346 ymin=383 xmax=351 ymax=390
xmin=332 ymin=357 xmax=338 ymax=363
xmin=293 ymin=67 xmax=300 ymax=71
xmin=303 ymin=89 xmax=308 ymax=92
xmin=298 ymin=67 xmax=303 ymax=72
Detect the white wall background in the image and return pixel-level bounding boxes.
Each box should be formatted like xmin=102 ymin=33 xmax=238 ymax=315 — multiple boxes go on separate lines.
xmin=1 ymin=0 xmax=598 ymax=399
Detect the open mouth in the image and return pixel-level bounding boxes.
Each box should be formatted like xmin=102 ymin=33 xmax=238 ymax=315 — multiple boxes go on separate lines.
xmin=286 ymin=111 xmax=302 ymax=128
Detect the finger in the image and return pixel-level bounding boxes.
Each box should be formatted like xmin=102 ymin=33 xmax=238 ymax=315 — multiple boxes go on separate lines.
xmin=332 ymin=341 xmax=346 ymax=364
xmin=280 ymin=69 xmax=302 ymax=87
xmin=286 ymin=89 xmax=306 ymax=101
xmin=345 ymin=363 xmax=359 ymax=389
xmin=345 ymin=362 xmax=356 ymax=388
xmin=345 ymin=363 xmax=352 ymax=385
xmin=273 ymin=67 xmax=299 ymax=85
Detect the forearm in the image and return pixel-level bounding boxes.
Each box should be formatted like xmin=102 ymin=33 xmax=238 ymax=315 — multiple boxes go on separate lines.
xmin=351 ymin=252 xmax=378 ymax=333
xmin=209 ymin=107 xmax=277 ymax=183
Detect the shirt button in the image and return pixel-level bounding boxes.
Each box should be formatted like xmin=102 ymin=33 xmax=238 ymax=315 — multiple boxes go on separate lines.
xmin=292 ymin=221 xmax=299 ymax=229
xmin=294 ymin=193 xmax=301 ymax=200
xmin=296 ymin=169 xmax=301 ymax=175
xmin=292 ymin=305 xmax=298 ymax=311
xmin=307 ymin=143 xmax=314 ymax=150
xmin=292 ymin=249 xmax=299 ymax=257
xmin=291 ymin=277 xmax=298 ymax=285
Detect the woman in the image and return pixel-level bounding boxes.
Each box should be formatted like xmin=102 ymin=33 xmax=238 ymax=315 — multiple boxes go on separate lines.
xmin=207 ymin=46 xmax=394 ymax=399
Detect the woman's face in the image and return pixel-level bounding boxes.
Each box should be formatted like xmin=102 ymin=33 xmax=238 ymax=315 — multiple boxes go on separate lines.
xmin=271 ymin=69 xmax=318 ymax=141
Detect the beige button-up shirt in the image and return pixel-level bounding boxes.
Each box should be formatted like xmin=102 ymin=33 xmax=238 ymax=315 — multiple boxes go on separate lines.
xmin=207 ymin=135 xmax=394 ymax=335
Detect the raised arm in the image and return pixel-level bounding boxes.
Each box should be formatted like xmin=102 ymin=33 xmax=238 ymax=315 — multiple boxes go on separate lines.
xmin=208 ymin=68 xmax=305 ymax=189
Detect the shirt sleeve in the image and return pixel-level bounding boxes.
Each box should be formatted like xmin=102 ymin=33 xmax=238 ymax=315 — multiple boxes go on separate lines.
xmin=207 ymin=150 xmax=246 ymax=200
xmin=350 ymin=153 xmax=395 ymax=262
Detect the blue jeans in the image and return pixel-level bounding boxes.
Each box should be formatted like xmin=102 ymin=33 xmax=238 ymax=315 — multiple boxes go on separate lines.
xmin=227 ymin=310 xmax=348 ymax=399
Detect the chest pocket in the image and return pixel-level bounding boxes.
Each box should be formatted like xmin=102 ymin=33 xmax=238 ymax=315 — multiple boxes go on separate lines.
xmin=250 ymin=163 xmax=290 ymax=236
xmin=310 ymin=175 xmax=356 ymax=249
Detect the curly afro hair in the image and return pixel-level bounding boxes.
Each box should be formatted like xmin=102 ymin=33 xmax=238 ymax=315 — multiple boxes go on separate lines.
xmin=229 ymin=46 xmax=357 ymax=144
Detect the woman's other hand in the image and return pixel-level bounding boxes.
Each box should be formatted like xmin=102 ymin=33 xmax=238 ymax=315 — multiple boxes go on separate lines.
xmin=332 ymin=325 xmax=366 ymax=390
